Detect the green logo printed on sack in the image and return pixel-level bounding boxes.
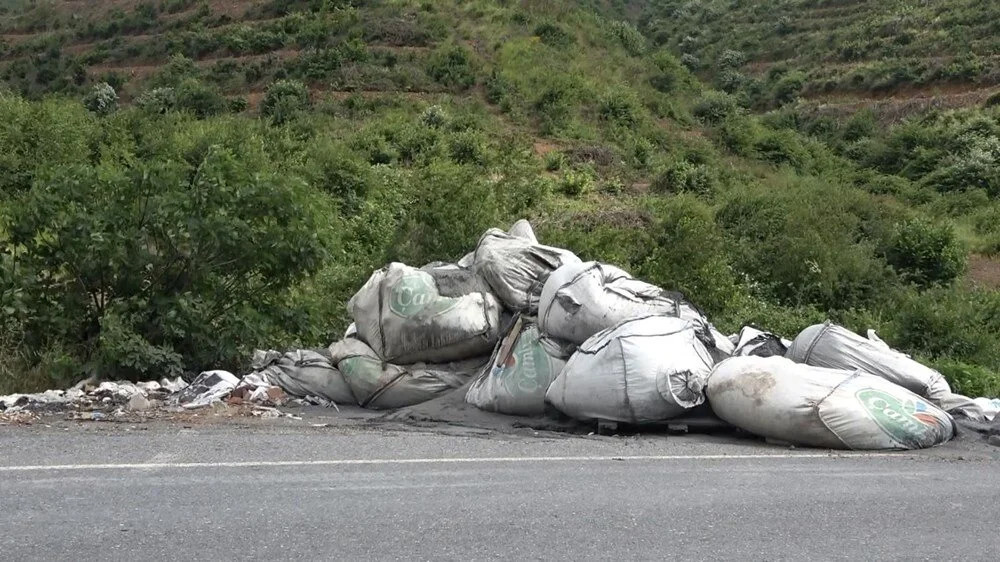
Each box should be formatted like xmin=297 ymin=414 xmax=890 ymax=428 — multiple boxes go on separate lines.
xmin=501 ymin=330 xmax=552 ymax=394
xmin=856 ymin=388 xmax=946 ymax=445
xmin=388 ymin=272 xmax=459 ymax=318
xmin=339 ymin=357 xmax=382 ymax=384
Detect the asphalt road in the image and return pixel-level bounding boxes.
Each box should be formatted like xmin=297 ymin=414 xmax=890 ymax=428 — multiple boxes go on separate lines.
xmin=2 ymin=424 xmax=999 ymax=561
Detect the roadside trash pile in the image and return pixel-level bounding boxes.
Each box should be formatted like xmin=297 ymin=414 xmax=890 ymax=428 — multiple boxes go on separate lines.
xmin=3 ymin=220 xmax=999 ymax=450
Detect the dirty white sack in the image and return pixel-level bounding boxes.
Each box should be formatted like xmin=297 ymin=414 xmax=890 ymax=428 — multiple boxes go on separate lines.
xmin=707 ymin=356 xmax=955 ymax=450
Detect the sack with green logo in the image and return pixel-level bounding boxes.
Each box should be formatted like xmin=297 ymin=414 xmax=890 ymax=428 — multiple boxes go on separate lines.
xmin=465 ymin=316 xmax=568 ymax=416
xmin=707 ymin=356 xmax=955 ymax=450
xmin=786 ymin=322 xmax=984 ymax=421
xmin=348 ymin=263 xmax=502 ymax=364
xmin=249 ymin=349 xmax=354 ymax=404
xmin=545 ymin=315 xmax=713 ymax=423
xmin=538 ymin=261 xmax=732 ymax=358
xmin=470 ymin=227 xmax=581 ymax=314
xmin=329 ymin=338 xmax=487 ymax=409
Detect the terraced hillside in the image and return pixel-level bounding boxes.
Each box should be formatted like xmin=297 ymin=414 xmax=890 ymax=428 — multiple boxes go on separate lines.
xmin=641 ymin=0 xmax=1000 ymax=119
xmin=2 ymin=0 xmax=1000 ymax=398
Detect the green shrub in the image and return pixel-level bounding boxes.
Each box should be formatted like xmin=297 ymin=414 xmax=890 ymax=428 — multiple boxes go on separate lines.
xmin=680 ymin=53 xmax=700 ymax=71
xmin=885 ymin=218 xmax=965 ymax=287
xmin=447 ymin=130 xmax=487 ymax=165
xmin=534 ymin=76 xmax=578 ymax=135
xmin=544 ymin=151 xmax=566 ymax=172
xmin=419 ymin=104 xmax=449 ymax=128
xmin=649 ymin=52 xmax=689 ymax=93
xmin=884 ymin=287 xmax=1000 ymax=368
xmin=427 ymin=44 xmax=476 ymax=90
xmin=174 ymin=78 xmax=227 ymax=118
xmin=82 ymin=82 xmax=118 ymax=116
xmin=597 ymin=89 xmax=640 ymax=127
xmin=693 ymin=91 xmax=739 ymax=124
xmin=485 ymin=70 xmax=518 ymax=109
xmin=842 ymin=109 xmax=877 ymax=141
xmin=771 ymin=71 xmax=805 ymax=105
xmin=395 ymin=160 xmax=499 ymax=263
xmin=650 ymin=160 xmax=717 ymax=196
xmin=261 ymin=79 xmax=310 ymax=124
xmin=716 ymin=183 xmax=893 ymax=310
xmin=932 ymin=359 xmax=1000 ymax=397
xmin=136 ymin=87 xmax=177 ymax=114
xmin=302 ymin=139 xmax=371 ymax=213
xmin=638 ymin=195 xmax=737 ymax=314
xmin=534 ymin=22 xmax=574 ymax=49
xmin=717 ymin=49 xmax=745 ymax=69
xmin=607 ymin=20 xmax=645 ymax=56
xmin=558 ymin=167 xmax=594 ymax=196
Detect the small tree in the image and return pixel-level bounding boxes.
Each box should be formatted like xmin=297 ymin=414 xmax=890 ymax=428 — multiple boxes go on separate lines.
xmin=83 ymin=82 xmax=118 ymax=115
xmin=261 ymin=79 xmax=310 ymax=124
xmin=886 ymin=218 xmax=966 ymax=287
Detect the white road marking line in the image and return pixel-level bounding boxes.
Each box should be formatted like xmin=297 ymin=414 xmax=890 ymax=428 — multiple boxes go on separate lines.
xmin=0 ymin=453 xmax=902 ymax=472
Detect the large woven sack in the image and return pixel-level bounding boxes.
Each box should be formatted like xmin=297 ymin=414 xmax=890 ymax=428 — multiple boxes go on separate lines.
xmin=329 ymin=339 xmax=486 ymax=409
xmin=545 ymin=315 xmax=712 ymax=423
xmin=348 ymin=263 xmax=501 ymax=364
xmin=465 ymin=316 xmax=567 ymax=416
xmin=708 ymin=356 xmax=955 ymax=450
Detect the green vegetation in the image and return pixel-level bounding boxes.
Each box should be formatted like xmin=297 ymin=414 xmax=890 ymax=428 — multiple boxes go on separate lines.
xmin=1 ymin=0 xmax=999 ymax=398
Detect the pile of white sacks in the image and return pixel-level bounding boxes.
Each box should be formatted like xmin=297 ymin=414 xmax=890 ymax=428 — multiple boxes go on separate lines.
xmin=250 ymin=220 xmax=997 ymax=451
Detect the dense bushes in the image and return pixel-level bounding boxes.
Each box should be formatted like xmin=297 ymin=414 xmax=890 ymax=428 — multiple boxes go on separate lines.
xmin=426 ymin=44 xmax=476 ymax=90
xmin=261 ymin=79 xmax=310 ymax=124
xmin=885 ymin=218 xmax=965 ymax=287
xmin=4 ymin=122 xmax=333 ymax=380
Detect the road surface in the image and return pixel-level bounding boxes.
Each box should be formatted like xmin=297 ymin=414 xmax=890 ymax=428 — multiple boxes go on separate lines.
xmin=2 ymin=422 xmax=998 ymax=560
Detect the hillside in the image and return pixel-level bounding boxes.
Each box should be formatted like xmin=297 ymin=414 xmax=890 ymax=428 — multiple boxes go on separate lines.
xmin=1 ymin=0 xmax=999 ymax=397
xmin=640 ymin=0 xmax=1000 ymax=118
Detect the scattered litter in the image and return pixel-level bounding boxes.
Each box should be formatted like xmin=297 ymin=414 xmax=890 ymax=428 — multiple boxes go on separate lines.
xmin=974 ymin=398 xmax=1000 ymax=421
xmin=5 ymin=219 xmax=996 ymax=452
xmin=127 ymin=394 xmax=151 ymax=412
xmin=171 ymin=370 xmax=239 ymax=409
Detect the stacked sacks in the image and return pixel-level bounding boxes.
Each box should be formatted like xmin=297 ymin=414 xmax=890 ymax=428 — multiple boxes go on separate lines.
xmin=330 ymin=338 xmax=486 ymax=409
xmin=249 ymin=349 xmax=354 ymax=404
xmin=465 ymin=316 xmax=568 ymax=416
xmin=468 ymin=222 xmax=581 ymax=313
xmin=707 ymin=356 xmax=955 ymax=450
xmin=538 ymin=261 xmax=734 ymax=356
xmin=545 ymin=315 xmax=714 ymax=423
xmin=786 ymin=322 xmax=985 ymax=421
